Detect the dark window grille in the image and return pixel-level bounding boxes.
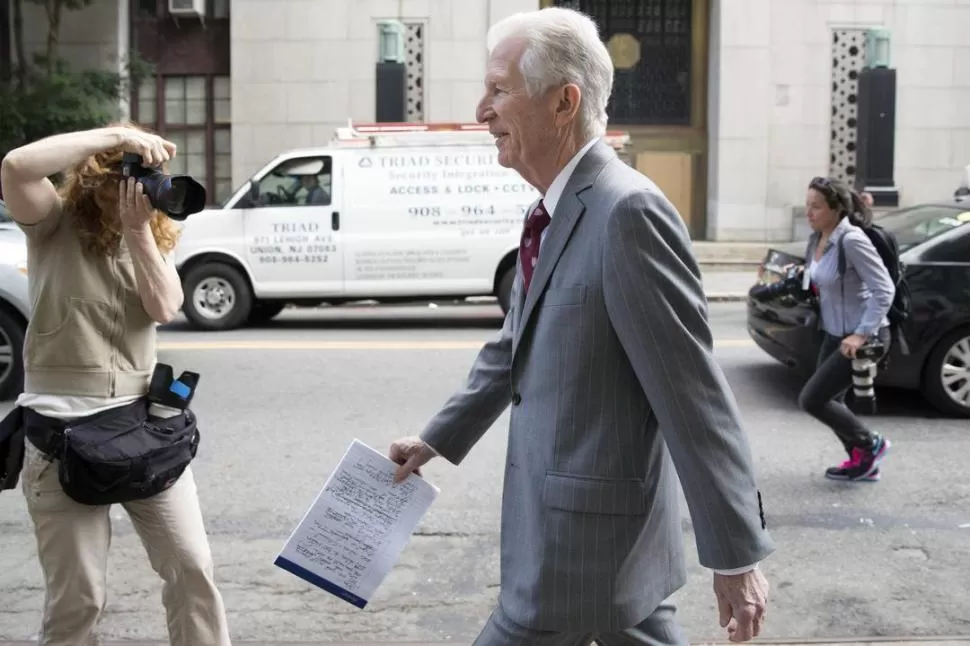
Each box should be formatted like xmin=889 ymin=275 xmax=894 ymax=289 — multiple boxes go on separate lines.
xmin=554 ymin=0 xmax=693 ymax=125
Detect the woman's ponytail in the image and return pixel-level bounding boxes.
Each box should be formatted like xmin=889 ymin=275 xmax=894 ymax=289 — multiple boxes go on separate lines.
xmin=847 ymin=189 xmax=873 ymax=228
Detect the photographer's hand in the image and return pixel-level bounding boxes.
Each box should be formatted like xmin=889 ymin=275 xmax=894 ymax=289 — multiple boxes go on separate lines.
xmin=840 ymin=334 xmax=867 ymax=358
xmin=120 ymin=177 xmax=184 ymax=324
xmin=119 ymin=177 xmax=155 ymax=230
xmin=119 ymin=130 xmax=177 ymax=167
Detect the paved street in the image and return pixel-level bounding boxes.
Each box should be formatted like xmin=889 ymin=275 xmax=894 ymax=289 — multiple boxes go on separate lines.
xmin=1 ymin=302 xmax=968 ymax=644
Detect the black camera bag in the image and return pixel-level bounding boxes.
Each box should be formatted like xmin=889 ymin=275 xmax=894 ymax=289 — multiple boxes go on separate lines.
xmin=55 ymin=399 xmax=200 ymax=506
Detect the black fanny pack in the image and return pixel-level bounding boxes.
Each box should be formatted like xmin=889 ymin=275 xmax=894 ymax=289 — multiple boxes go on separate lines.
xmin=25 ymin=364 xmax=201 ymax=506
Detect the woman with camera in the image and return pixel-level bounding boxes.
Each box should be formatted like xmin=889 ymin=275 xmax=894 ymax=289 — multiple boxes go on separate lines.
xmin=798 ymin=176 xmax=895 ymax=482
xmin=0 ymin=125 xmax=231 ymax=645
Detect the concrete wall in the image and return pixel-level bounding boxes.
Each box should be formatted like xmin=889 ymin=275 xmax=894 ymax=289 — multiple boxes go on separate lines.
xmin=707 ymin=0 xmax=970 ymax=242
xmin=19 ymin=0 xmax=127 ymax=112
xmin=230 ymin=0 xmax=533 ymax=189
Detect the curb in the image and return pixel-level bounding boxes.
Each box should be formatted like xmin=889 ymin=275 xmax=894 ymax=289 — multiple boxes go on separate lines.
xmin=698 ymin=261 xmax=762 ymax=272
xmin=705 ymin=292 xmax=748 ymax=303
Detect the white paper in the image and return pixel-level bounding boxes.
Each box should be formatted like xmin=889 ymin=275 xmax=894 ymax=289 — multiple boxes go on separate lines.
xmin=274 ymin=439 xmax=439 ymax=608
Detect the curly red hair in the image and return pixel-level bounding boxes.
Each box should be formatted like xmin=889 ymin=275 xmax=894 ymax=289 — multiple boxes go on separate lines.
xmin=57 ymin=122 xmax=181 ymax=256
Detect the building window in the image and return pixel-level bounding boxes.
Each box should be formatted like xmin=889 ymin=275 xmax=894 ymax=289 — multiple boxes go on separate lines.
xmin=133 ymin=74 xmax=233 ymax=206
xmin=136 ymin=0 xmax=229 ymax=19
xmin=554 ymin=0 xmax=693 ymax=126
xmin=211 ymin=0 xmax=229 ymax=19
xmin=137 ymin=77 xmax=156 ymax=124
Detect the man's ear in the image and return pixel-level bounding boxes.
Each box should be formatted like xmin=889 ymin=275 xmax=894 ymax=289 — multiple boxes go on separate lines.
xmin=554 ymin=84 xmax=582 ymax=128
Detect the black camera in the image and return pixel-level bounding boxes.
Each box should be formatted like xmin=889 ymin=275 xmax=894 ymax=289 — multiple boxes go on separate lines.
xmin=851 ymin=339 xmax=886 ymax=415
xmin=120 ymin=152 xmax=207 ymax=221
xmin=749 ymin=264 xmax=805 ymax=302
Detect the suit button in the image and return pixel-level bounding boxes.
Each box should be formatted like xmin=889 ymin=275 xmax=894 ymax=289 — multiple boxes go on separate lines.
xmin=511 ymin=392 xmax=522 ymax=405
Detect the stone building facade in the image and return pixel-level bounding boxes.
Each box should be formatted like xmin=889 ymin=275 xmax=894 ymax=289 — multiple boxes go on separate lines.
xmin=7 ymin=0 xmax=970 ymax=241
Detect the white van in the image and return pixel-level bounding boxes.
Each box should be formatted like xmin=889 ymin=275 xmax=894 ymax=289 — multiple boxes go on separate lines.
xmin=174 ymin=122 xmax=630 ymax=331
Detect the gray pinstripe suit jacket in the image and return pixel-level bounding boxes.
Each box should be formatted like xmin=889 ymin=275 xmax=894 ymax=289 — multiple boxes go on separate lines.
xmin=420 ymin=140 xmax=775 ymax=633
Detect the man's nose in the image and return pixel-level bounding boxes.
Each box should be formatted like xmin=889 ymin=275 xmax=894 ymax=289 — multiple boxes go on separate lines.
xmin=476 ymin=98 xmax=493 ymax=124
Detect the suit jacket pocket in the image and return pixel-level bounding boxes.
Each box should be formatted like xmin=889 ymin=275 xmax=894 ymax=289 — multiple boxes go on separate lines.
xmin=543 ymin=471 xmax=647 ymax=515
xmin=540 ymin=285 xmax=587 ymax=308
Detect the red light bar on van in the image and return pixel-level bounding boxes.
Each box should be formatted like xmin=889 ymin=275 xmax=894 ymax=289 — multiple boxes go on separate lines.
xmin=336 ymin=119 xmax=631 ymax=150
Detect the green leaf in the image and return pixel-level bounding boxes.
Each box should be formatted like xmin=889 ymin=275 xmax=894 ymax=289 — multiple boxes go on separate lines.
xmin=0 ymin=53 xmax=152 ymax=161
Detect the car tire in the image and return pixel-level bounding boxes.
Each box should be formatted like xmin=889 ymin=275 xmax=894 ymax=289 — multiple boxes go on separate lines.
xmin=921 ymin=325 xmax=970 ymax=418
xmin=0 ymin=307 xmax=26 ymax=401
xmin=247 ymin=300 xmax=286 ymax=325
xmin=497 ymin=266 xmax=516 ymax=315
xmin=182 ymin=263 xmax=253 ymax=331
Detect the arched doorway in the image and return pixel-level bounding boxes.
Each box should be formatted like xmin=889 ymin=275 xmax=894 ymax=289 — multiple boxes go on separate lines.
xmin=539 ymin=0 xmax=710 ymax=239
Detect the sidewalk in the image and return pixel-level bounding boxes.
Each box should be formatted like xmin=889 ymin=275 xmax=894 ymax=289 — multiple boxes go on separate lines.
xmin=702 ymin=269 xmax=757 ymax=302
xmin=693 ymin=240 xmax=773 ymax=267
xmin=695 ymin=239 xmax=769 ymax=302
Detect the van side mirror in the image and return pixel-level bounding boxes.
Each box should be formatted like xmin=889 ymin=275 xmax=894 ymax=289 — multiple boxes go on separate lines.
xmin=233 ymin=181 xmax=259 ymax=209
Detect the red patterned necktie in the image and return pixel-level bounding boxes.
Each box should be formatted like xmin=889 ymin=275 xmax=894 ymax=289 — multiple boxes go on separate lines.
xmin=519 ymin=200 xmax=551 ymax=295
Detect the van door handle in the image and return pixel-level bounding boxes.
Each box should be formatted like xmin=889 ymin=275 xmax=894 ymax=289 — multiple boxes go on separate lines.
xmin=332 ymin=211 xmax=340 ymax=231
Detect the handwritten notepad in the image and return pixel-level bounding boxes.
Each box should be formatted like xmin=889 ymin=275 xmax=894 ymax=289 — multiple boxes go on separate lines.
xmin=274 ymin=439 xmax=439 ymax=609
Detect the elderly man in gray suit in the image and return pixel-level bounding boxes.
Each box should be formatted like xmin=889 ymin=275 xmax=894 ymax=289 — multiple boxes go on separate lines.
xmin=389 ymin=7 xmax=775 ymax=646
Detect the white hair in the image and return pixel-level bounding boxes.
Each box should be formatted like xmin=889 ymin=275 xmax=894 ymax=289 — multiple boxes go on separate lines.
xmin=486 ymin=7 xmax=614 ymax=141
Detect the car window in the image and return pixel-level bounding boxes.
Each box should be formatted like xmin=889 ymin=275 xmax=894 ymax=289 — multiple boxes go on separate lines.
xmin=247 ymin=156 xmax=333 ymax=209
xmin=876 ymin=205 xmax=970 ymax=250
xmin=921 ymin=228 xmax=970 ymax=263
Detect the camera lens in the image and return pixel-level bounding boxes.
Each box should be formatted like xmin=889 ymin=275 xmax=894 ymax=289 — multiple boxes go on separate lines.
xmin=163 ymin=176 xmax=207 ymax=219
xmin=166 ymin=180 xmax=188 ymax=215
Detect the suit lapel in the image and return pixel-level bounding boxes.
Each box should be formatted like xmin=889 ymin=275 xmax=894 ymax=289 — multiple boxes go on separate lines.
xmin=512 ymin=140 xmax=616 ymax=352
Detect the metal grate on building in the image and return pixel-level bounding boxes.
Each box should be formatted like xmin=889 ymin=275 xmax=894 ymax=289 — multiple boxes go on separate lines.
xmin=404 ymin=22 xmax=425 ymax=121
xmin=829 ymin=28 xmax=869 ymax=186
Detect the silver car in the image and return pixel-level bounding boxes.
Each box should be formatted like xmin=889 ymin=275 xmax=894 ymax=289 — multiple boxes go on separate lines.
xmin=0 ymin=200 xmax=29 ymax=400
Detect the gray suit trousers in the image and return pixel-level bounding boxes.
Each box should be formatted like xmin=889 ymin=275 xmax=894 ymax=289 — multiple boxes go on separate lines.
xmin=473 ymin=602 xmax=686 ymax=646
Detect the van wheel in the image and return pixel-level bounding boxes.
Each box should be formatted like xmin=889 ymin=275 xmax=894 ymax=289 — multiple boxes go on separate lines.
xmin=182 ymin=263 xmax=253 ymax=331
xmin=921 ymin=326 xmax=970 ymax=418
xmin=0 ymin=308 xmax=25 ymax=401
xmin=497 ymin=266 xmax=516 ymax=314
xmin=247 ymin=301 xmax=286 ymax=325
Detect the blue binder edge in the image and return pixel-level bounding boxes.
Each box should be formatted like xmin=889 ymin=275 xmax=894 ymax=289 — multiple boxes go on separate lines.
xmin=273 ymin=556 xmax=368 ymax=609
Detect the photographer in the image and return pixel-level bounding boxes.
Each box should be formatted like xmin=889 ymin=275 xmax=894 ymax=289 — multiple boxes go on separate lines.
xmin=0 ymin=125 xmax=231 ymax=645
xmin=798 ymin=176 xmax=895 ymax=482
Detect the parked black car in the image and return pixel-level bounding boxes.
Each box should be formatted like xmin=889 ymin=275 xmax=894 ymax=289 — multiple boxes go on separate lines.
xmin=747 ymin=198 xmax=970 ymax=417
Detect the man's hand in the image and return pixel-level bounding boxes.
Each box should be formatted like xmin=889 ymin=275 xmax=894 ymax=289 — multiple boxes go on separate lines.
xmin=713 ymin=569 xmax=769 ymax=642
xmin=389 ymin=436 xmax=436 ymax=484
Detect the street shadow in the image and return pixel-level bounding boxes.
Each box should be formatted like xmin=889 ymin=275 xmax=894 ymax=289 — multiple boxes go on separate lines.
xmin=160 ymin=304 xmax=506 ymax=332
xmin=733 ymin=361 xmax=948 ymax=420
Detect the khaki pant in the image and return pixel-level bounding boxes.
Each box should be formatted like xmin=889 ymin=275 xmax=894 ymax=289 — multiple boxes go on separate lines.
xmin=21 ymin=440 xmax=232 ymax=646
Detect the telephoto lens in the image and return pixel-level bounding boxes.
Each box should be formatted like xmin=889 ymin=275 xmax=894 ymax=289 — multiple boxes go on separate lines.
xmin=850 ymin=341 xmax=885 ymax=415
xmin=851 ymin=356 xmax=878 ymax=415
xmin=120 ymin=153 xmax=207 ymax=220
